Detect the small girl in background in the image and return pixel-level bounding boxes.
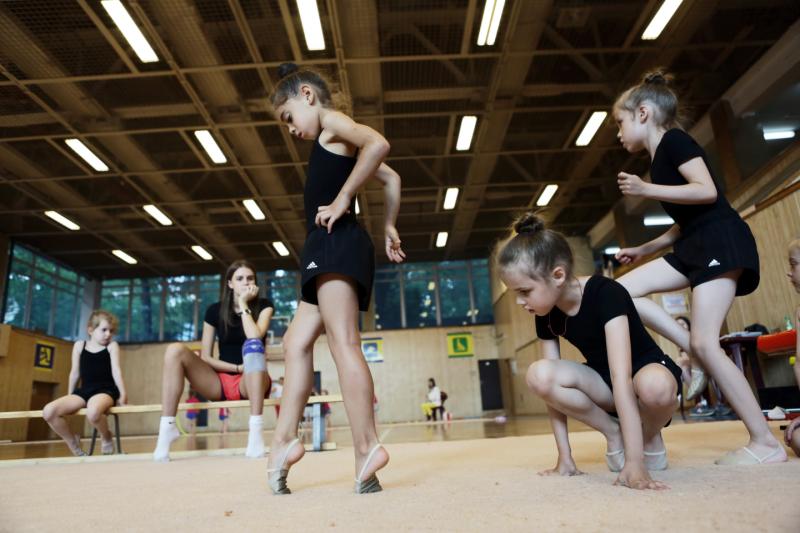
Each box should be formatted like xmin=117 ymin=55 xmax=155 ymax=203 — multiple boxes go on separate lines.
xmin=783 ymin=238 xmax=800 ymax=456
xmin=612 ymin=70 xmax=785 ymax=465
xmin=498 ymin=214 xmax=682 ymax=490
xmin=43 ymin=310 xmax=127 ymax=456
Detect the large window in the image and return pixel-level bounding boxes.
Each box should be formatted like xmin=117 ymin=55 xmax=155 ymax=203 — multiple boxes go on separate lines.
xmin=2 ymin=243 xmax=86 ymax=340
xmin=97 ymin=259 xmax=495 ymax=341
xmin=373 ymin=258 xmax=494 ymax=330
xmin=100 ymin=275 xmax=220 ymax=342
xmin=260 ymin=270 xmax=300 ymax=338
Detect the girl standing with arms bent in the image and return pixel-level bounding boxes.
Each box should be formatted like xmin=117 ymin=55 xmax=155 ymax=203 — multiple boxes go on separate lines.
xmin=266 ymin=63 xmax=405 ymax=494
xmin=613 ymin=71 xmax=785 ymax=465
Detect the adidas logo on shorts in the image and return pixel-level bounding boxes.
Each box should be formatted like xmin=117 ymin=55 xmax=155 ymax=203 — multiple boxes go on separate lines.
xmin=708 ymin=259 xmax=721 ymax=267
xmin=306 ymin=261 xmax=318 ymax=270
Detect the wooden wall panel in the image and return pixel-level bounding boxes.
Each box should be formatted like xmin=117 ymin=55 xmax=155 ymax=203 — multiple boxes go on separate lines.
xmin=0 ymin=326 xmax=78 ymax=441
xmin=728 ymin=188 xmax=800 ymax=334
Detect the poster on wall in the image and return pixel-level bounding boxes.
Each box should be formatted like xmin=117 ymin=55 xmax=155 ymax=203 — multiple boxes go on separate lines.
xmin=34 ymin=342 xmax=55 ymax=370
xmin=447 ymin=332 xmax=474 ymax=358
xmin=362 ymin=338 xmax=384 ymax=363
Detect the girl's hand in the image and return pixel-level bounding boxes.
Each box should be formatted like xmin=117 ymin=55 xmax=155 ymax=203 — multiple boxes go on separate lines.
xmin=615 ymin=246 xmax=644 ymax=265
xmin=238 ymin=285 xmax=259 ymax=306
xmin=617 ymin=172 xmax=649 ymax=197
xmin=614 ymin=463 xmax=668 ymax=491
xmin=118 ymin=393 xmax=127 ymax=406
xmin=316 ymin=194 xmax=352 ymax=233
xmin=538 ymin=456 xmax=583 ymax=477
xmin=784 ymin=418 xmax=800 ymax=445
xmin=385 ymin=225 xmax=406 ymax=263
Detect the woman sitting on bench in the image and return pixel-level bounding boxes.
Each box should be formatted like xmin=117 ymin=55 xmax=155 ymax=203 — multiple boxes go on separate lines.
xmin=153 ymin=260 xmax=274 ymax=461
xmin=43 ymin=310 xmax=127 ymax=456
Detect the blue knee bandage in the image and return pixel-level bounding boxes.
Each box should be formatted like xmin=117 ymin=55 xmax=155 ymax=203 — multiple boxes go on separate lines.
xmin=242 ymin=338 xmax=266 ymax=373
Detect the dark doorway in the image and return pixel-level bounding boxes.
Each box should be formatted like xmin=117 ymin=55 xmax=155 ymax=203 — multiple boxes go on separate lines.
xmin=28 ymin=381 xmax=56 ymax=441
xmin=478 ymin=359 xmax=504 ymax=411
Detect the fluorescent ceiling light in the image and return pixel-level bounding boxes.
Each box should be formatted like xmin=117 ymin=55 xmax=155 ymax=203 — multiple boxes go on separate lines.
xmin=477 ymin=0 xmax=506 ymax=46
xmin=143 ymin=204 xmax=173 ymax=226
xmin=536 ymin=184 xmax=559 ymax=207
xmin=64 ymin=138 xmax=109 ymax=172
xmin=296 ymin=0 xmax=325 ymax=51
xmin=443 ymin=187 xmax=459 ymax=210
xmin=456 ymin=116 xmax=477 ymax=151
xmin=355 ymin=197 xmax=360 ymax=215
xmin=575 ymin=111 xmax=607 ymax=146
xmin=641 ymin=0 xmax=683 ymax=40
xmin=272 ymin=241 xmax=290 ymax=257
xmin=112 ymin=249 xmax=137 ymax=265
xmin=44 ymin=210 xmax=80 ymax=231
xmin=763 ymin=129 xmax=795 ymax=141
xmin=191 ymin=245 xmax=213 ymax=261
xmin=242 ymin=199 xmax=266 ymax=221
xmin=604 ymin=246 xmax=621 ymax=255
xmin=436 ymin=231 xmax=448 ymax=248
xmin=101 ymin=0 xmax=159 ymax=63
xmin=644 ymin=215 xmax=674 ymax=226
xmin=193 ymin=130 xmax=227 ymax=164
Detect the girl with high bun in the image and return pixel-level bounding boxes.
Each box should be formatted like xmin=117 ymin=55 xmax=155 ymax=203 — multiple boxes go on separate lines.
xmin=498 ymin=213 xmax=682 ymax=490
xmin=266 ymin=63 xmax=405 ymax=494
xmin=612 ymin=70 xmax=785 ymax=466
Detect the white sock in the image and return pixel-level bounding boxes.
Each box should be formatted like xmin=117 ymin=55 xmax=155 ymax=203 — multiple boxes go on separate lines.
xmin=153 ymin=417 xmax=179 ymax=462
xmin=246 ymin=415 xmax=265 ymax=458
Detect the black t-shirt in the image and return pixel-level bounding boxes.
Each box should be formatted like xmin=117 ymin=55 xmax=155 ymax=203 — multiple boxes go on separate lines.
xmin=535 ymin=276 xmax=663 ymax=375
xmin=203 ymin=298 xmax=273 ymax=366
xmin=650 ymin=128 xmax=737 ymax=229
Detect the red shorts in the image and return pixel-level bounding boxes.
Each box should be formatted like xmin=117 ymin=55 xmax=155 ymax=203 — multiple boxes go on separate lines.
xmin=217 ymin=372 xmax=272 ymax=401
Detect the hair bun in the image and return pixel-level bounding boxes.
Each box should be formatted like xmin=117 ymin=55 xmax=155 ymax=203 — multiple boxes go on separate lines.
xmin=642 ymin=69 xmax=671 ymax=86
xmin=277 ymin=62 xmax=299 ymax=79
xmin=514 ymin=213 xmax=545 ymax=236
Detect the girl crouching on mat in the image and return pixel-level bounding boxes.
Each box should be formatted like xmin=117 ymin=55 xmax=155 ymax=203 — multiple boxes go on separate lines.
xmin=497 ymin=214 xmax=682 ymax=490
xmin=43 ymin=310 xmax=127 ymax=456
xmin=153 ymin=260 xmax=274 ymax=461
xmin=266 ymin=62 xmax=405 ymax=494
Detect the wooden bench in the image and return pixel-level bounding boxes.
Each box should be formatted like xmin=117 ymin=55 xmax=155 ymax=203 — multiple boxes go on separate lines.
xmin=0 ymin=394 xmax=342 ymax=455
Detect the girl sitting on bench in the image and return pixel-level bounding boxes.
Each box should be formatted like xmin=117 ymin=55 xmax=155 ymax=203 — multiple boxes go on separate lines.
xmin=43 ymin=310 xmax=127 ymax=456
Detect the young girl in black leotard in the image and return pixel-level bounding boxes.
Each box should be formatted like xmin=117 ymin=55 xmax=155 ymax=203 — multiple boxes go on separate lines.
xmin=43 ymin=310 xmax=127 ymax=456
xmin=266 ymin=63 xmax=405 ymax=494
xmin=498 ymin=214 xmax=682 ymax=491
xmin=612 ymin=70 xmax=785 ymax=466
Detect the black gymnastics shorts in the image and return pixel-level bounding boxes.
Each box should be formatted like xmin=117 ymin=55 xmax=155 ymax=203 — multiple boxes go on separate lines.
xmin=72 ymin=385 xmax=120 ymax=403
xmin=664 ymin=213 xmax=760 ymax=296
xmin=300 ymin=220 xmax=375 ymax=312
xmin=589 ymin=352 xmax=682 ymax=426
